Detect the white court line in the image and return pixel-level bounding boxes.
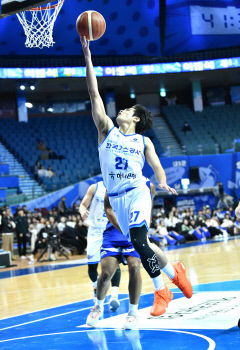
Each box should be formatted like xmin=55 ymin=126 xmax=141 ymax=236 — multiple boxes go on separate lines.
xmin=0 ymin=291 xmax=181 ymax=323
xmin=0 ymin=296 xmax=130 ymax=332
xmin=3 ymin=281 xmax=236 ymax=332
xmin=0 ymin=298 xmax=92 ymax=322
xmin=0 ymin=328 xmax=216 ymax=349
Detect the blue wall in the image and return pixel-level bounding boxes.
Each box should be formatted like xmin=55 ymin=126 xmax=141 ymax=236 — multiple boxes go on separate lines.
xmin=143 ymin=153 xmax=239 ymax=197
xmin=11 ymin=152 xmax=240 ymax=213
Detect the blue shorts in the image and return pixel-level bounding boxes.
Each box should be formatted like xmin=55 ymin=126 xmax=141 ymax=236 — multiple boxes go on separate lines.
xmin=101 ymin=222 xmax=140 ymax=264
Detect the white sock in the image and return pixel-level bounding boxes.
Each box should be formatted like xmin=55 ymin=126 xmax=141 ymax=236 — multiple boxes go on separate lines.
xmin=96 ymin=298 xmax=104 ymax=310
xmin=92 ymin=280 xmax=98 ymax=288
xmin=111 ymin=286 xmax=119 ymax=299
xmin=152 ymin=275 xmax=165 ymax=291
xmin=162 ymin=262 xmax=175 ymax=279
xmin=128 ymin=303 xmax=138 ymax=315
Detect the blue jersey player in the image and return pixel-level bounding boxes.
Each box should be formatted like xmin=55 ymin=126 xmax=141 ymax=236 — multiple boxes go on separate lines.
xmin=81 ymin=36 xmax=193 ymax=317
xmin=86 ymin=221 xmax=142 ymax=330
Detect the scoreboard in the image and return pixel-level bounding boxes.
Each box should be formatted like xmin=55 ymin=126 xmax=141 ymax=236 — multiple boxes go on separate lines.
xmin=164 ymin=1 xmax=240 ymax=55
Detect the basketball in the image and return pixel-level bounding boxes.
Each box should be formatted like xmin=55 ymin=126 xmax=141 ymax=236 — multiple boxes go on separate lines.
xmin=76 ymin=11 xmax=106 ymax=41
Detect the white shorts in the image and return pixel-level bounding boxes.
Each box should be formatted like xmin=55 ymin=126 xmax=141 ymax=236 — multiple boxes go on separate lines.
xmin=109 ymin=183 xmax=152 ymax=241
xmin=87 ymin=226 xmax=104 ymax=264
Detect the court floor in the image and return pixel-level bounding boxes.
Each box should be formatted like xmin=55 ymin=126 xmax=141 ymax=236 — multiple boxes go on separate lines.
xmin=0 ymin=236 xmax=240 ymax=349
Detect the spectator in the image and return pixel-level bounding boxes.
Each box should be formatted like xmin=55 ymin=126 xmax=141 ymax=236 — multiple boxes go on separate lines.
xmin=58 ymin=197 xmax=68 ymax=216
xmin=164 ymin=211 xmax=180 ymax=231
xmin=15 ymin=209 xmax=29 ymax=259
xmin=75 ymin=218 xmax=88 ymax=239
xmin=47 ymin=166 xmax=56 ymax=178
xmin=180 ymin=218 xmax=196 ymax=242
xmin=71 ymin=202 xmax=79 ymax=215
xmin=37 ymin=165 xmax=48 ymax=179
xmin=48 ymin=149 xmax=58 ymax=159
xmin=40 ymin=149 xmax=49 ymax=161
xmin=220 ymin=213 xmax=234 ymax=236
xmin=182 ymin=121 xmax=192 ymax=135
xmin=37 ymin=140 xmax=46 ymax=151
xmin=57 ymin=216 xmax=67 ymax=232
xmin=60 ymin=216 xmax=86 ymax=254
xmin=34 ymin=161 xmax=41 ymax=181
xmin=1 ymin=207 xmax=16 ymax=259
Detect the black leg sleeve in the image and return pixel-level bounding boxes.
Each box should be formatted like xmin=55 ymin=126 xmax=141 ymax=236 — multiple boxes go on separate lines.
xmin=88 ymin=263 xmax=98 ymax=282
xmin=130 ymin=225 xmax=160 ymax=278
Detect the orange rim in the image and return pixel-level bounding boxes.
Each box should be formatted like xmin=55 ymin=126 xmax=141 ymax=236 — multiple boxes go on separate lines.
xmin=29 ymin=0 xmax=64 ymax=11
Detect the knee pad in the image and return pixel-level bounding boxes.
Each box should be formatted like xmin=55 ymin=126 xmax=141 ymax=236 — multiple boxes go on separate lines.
xmin=130 ymin=225 xmax=160 ymax=278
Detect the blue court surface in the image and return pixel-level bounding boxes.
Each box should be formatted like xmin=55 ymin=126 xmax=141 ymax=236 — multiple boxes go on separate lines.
xmin=0 ymin=278 xmax=239 ymax=349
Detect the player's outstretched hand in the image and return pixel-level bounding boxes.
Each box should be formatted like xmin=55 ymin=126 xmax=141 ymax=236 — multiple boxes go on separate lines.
xmin=158 ymin=183 xmax=178 ymax=195
xmin=80 ymin=36 xmax=90 ymax=56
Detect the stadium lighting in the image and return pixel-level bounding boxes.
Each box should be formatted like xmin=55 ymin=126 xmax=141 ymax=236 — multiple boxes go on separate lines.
xmin=30 ymin=84 xmax=36 ymax=90
xmin=20 ymin=84 xmax=26 ymax=91
xmin=130 ymin=88 xmax=135 ymax=99
xmin=47 ymin=107 xmax=54 ymax=112
xmin=160 ymin=87 xmax=166 ymax=97
xmin=25 ymin=102 xmax=33 ymax=108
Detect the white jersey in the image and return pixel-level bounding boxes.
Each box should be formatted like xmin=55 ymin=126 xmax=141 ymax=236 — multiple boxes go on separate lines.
xmin=87 ymin=181 xmax=108 ymax=228
xmin=98 ymin=127 xmax=146 ymax=194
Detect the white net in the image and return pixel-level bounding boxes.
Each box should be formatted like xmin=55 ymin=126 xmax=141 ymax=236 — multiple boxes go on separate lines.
xmin=16 ymin=0 xmax=64 ymax=49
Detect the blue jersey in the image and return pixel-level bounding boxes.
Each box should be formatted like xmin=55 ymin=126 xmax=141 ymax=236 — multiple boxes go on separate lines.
xmin=98 ymin=127 xmax=146 ymax=194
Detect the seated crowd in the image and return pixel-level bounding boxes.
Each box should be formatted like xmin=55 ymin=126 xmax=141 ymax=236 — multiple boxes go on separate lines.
xmin=0 ymin=200 xmax=239 ymax=264
xmin=149 ymin=204 xmax=240 ymax=247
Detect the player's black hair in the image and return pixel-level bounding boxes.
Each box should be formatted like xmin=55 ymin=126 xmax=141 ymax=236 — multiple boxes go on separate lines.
xmin=132 ymin=104 xmax=153 ymax=134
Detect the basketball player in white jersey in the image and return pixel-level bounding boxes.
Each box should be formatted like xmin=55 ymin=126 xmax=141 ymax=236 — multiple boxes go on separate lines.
xmin=80 ymin=181 xmax=121 ymax=310
xmin=80 ymin=36 xmax=193 ymax=316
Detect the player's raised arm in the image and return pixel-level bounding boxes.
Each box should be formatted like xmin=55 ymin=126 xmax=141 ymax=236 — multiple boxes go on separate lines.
xmin=144 ymin=137 xmax=178 ymax=195
xmin=79 ymin=183 xmax=96 ymax=220
xmin=80 ymin=36 xmax=113 ymax=142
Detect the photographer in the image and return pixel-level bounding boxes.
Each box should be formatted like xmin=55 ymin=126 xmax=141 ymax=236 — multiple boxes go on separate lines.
xmin=40 ymin=219 xmax=58 ymax=261
xmin=60 ymin=215 xmax=87 ymax=254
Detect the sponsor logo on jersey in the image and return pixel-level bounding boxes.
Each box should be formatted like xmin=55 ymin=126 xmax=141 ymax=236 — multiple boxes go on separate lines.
xmin=106 ymin=142 xmax=142 ymax=155
xmin=130 ymin=137 xmax=139 ymax=142
xmin=109 ymin=172 xmax=137 ymax=180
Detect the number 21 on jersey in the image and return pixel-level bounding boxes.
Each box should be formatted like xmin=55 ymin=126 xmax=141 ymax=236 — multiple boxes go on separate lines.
xmin=115 ymin=156 xmax=128 ymax=170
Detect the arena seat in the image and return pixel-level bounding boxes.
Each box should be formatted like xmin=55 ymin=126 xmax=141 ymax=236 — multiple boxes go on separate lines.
xmin=162 ymin=104 xmax=240 ymax=155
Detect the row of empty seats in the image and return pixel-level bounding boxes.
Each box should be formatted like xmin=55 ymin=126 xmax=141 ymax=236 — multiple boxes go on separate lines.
xmin=162 ymin=104 xmax=240 ymax=155
xmin=0 ymin=115 xmax=163 ymax=193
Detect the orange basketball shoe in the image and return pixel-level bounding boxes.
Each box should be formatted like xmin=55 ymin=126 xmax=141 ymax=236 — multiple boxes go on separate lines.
xmin=150 ymin=286 xmax=173 ymax=316
xmin=171 ymin=262 xmax=193 ymax=298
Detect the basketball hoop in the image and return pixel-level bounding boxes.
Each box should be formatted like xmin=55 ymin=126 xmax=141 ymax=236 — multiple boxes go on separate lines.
xmin=16 ymin=0 xmax=64 ymax=49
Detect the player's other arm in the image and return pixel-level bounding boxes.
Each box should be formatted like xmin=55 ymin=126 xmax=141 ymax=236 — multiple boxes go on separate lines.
xmin=104 ymin=192 xmax=122 ymax=233
xmin=79 ymin=184 xmax=96 ymax=220
xmin=80 ymin=36 xmax=113 ymax=142
xmin=145 ymin=137 xmax=178 ymax=195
